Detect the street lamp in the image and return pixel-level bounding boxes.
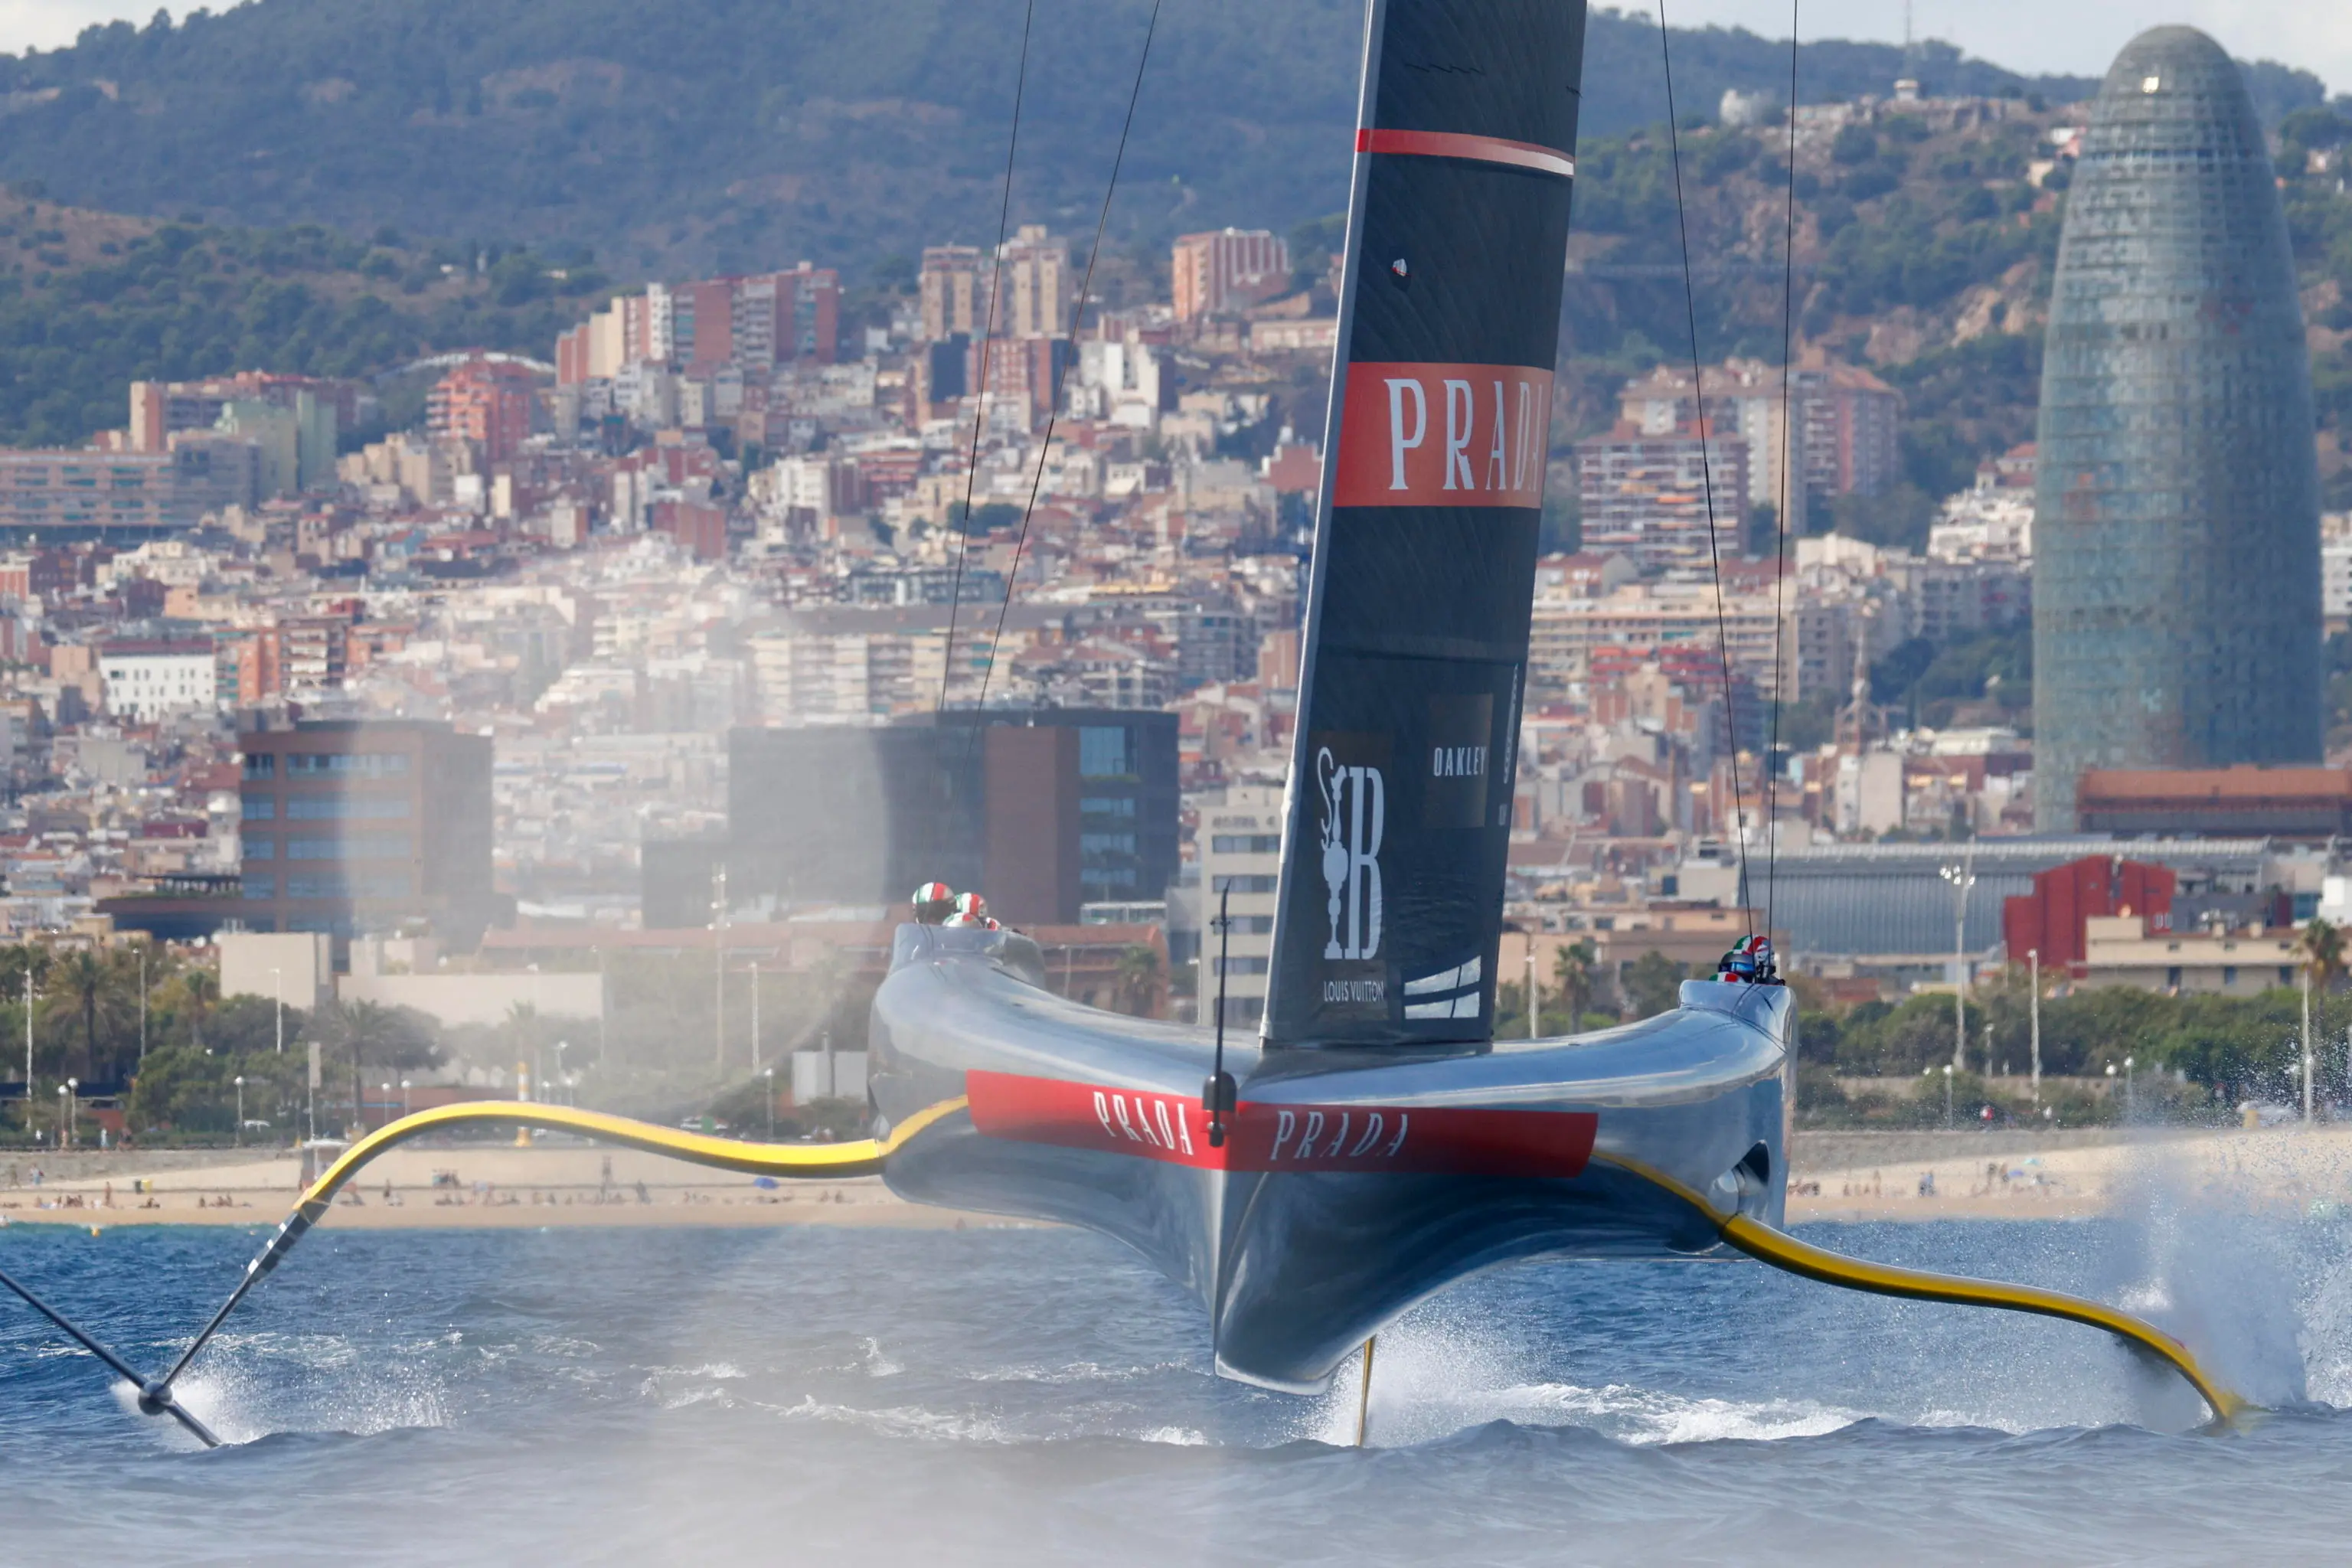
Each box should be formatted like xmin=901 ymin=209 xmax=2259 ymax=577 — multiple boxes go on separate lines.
xmin=380 ymin=1083 xmax=392 ymax=1132
xmin=1939 ymin=849 xmax=1977 ymax=1071
xmin=1942 ymin=1062 xmax=1954 ymax=1129
xmin=2027 ymin=947 xmax=2042 ymax=1107
xmin=711 ymin=863 xmax=729 ymax=1070
xmin=2105 ymin=1060 xmax=2118 ymax=1122
xmin=1525 ymin=942 xmax=1540 ymax=1041
xmin=400 ymin=1078 xmax=412 ymax=1119
xmin=234 ymin=1075 xmax=245 ymax=1146
xmin=2124 ymin=1055 xmax=2135 ymax=1122
xmin=57 ymin=1081 xmax=70 ymax=1150
xmin=554 ymin=1041 xmax=570 ymax=1106
xmin=762 ymin=1065 xmax=776 ymax=1142
xmin=2303 ymin=962 xmax=2316 ymax=1123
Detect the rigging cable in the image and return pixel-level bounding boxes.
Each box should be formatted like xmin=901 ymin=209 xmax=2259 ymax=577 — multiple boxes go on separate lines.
xmin=937 ymin=0 xmax=1040 ymax=717
xmin=1654 ymin=0 xmax=1752 ymax=939
xmin=968 ymin=0 xmax=1164 ymax=717
xmin=1762 ymin=0 xmax=1800 ymax=942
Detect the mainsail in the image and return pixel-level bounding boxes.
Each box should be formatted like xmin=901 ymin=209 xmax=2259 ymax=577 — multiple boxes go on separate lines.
xmin=1265 ymin=0 xmax=1587 ymax=1048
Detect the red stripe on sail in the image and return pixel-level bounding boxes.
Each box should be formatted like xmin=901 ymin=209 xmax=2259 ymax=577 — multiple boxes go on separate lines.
xmin=1354 ymin=127 xmax=1576 ymax=179
xmin=965 ymin=1069 xmax=1596 ymax=1178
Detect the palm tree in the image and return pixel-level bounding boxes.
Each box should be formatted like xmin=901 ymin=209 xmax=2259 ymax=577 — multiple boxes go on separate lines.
xmin=2301 ymin=916 xmax=2346 ymax=993
xmin=1552 ymin=939 xmax=1599 ymax=1026
xmin=178 ymin=968 xmax=219 ymax=1051
xmin=1114 ymin=945 xmax=1162 ymax=1018
xmin=51 ymin=949 xmax=127 ymax=1081
xmin=308 ymin=998 xmax=440 ymax=1131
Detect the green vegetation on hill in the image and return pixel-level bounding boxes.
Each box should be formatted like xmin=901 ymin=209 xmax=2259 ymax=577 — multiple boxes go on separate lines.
xmin=1559 ymin=81 xmax=2352 ymax=531
xmin=0 ymin=193 xmax=601 ymax=446
xmin=0 ymin=1 xmax=2285 ymax=279
xmin=0 ymin=1 xmax=2329 ymax=469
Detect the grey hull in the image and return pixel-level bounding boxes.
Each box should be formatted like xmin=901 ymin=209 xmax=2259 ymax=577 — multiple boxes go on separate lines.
xmin=870 ymin=926 xmax=1790 ymax=1393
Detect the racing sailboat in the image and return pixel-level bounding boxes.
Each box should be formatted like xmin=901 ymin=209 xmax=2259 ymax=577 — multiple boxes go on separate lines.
xmin=0 ymin=0 xmax=2240 ymax=1442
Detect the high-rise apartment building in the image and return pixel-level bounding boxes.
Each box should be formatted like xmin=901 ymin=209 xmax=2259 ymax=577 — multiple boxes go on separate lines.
xmin=2033 ymin=28 xmax=2323 ymax=828
xmin=427 ymin=358 xmax=538 ymax=462
xmin=1792 ymin=363 xmax=1901 ymax=513
xmin=920 ymin=246 xmax=986 ymax=342
xmin=998 ymin=224 xmax=1067 ymax=339
xmin=671 ymin=278 xmax=737 ymax=374
xmin=1197 ymin=784 xmax=1282 ymax=1027
xmin=1171 ymin=229 xmax=1290 ymax=322
xmin=1574 ymin=423 xmax=1751 ymax=570
xmin=1615 ymin=358 xmax=1896 ymax=532
xmin=127 ymin=372 xmax=344 ymax=494
xmin=237 ymin=718 xmax=497 ymax=947
xmin=557 ymin=267 xmax=839 ymax=386
xmin=656 ymin=710 xmax=1179 ymax=928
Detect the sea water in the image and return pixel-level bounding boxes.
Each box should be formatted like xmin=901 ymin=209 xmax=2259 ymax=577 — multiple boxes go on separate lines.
xmin=4 ymin=1214 xmax=2351 ymax=1566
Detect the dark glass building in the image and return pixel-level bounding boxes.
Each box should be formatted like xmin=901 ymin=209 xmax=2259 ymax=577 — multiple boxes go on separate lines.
xmin=237 ymin=719 xmax=497 ymax=949
xmin=2033 ymin=26 xmax=2323 ymax=830
xmin=643 ymin=710 xmax=1178 ymax=929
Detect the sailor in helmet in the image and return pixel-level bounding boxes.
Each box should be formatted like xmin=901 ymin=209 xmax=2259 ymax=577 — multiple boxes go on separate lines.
xmin=944 ymin=890 xmax=1001 ymax=930
xmin=1715 ymin=934 xmax=1779 ymax=985
xmin=913 ymin=881 xmax=957 ymax=925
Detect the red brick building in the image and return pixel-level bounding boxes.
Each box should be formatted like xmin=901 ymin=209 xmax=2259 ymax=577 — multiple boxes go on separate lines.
xmin=428 ymin=358 xmax=538 ymax=462
xmin=2002 ymin=855 xmax=2177 ymax=973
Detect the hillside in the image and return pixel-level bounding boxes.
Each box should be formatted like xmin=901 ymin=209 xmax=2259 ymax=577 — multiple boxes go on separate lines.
xmin=0 ymin=194 xmax=603 ymax=446
xmin=0 ymin=2 xmax=2335 ymax=495
xmin=1545 ymin=97 xmax=2352 ymax=528
xmin=0 ymin=1 xmax=2308 ymax=279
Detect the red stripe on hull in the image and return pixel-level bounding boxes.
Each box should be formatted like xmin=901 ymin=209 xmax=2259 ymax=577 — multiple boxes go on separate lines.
xmin=965 ymin=1069 xmax=1596 ymax=1178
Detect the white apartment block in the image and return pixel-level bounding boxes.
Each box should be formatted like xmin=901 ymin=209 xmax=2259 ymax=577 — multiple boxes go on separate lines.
xmin=750 ymin=628 xmax=946 ymax=720
xmin=99 ymin=641 xmax=217 ymax=720
xmin=2324 ymin=514 xmax=2352 ymax=624
xmin=1197 ymin=783 xmax=1284 ymax=1028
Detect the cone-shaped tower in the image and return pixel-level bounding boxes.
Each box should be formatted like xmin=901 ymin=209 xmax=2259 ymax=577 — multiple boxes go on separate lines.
xmin=2032 ymin=26 xmax=2321 ymax=830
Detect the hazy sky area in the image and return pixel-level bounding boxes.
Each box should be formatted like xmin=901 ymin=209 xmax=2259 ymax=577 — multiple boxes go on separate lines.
xmin=0 ymin=0 xmax=2344 ymax=96
xmin=1655 ymin=0 xmax=2350 ymax=94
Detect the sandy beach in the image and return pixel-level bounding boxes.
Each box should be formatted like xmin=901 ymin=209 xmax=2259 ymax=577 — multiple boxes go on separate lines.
xmin=1785 ymin=1124 xmax=2352 ymax=1223
xmin=0 ymin=1140 xmax=1014 ymax=1231
xmin=8 ymin=1123 xmax=2352 ymax=1231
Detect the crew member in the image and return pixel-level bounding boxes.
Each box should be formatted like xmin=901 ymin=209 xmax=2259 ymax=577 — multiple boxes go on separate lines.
xmin=913 ymin=881 xmax=957 ymax=925
xmin=1715 ymin=935 xmax=1780 ymax=985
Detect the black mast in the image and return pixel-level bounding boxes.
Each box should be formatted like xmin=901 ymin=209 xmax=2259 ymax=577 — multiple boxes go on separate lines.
xmin=1263 ymin=0 xmax=1587 ymax=1050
